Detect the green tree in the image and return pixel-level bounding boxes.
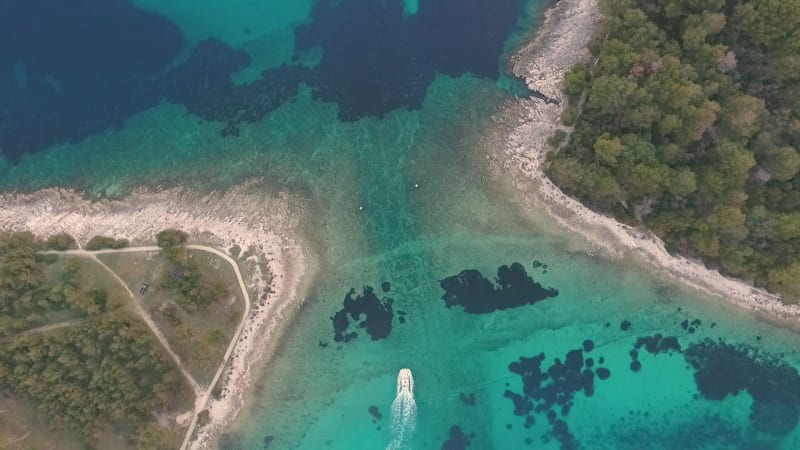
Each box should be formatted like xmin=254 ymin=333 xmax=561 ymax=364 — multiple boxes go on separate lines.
xmin=768 ymin=263 xmax=800 ymax=301
xmin=85 ymin=235 xmax=129 ymax=250
xmin=761 ymin=146 xmax=800 ymax=181
xmin=156 ymin=229 xmax=189 ymax=248
xmin=45 ymin=232 xmax=77 ymax=251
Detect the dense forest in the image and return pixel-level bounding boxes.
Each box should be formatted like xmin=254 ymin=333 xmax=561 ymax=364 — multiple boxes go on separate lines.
xmin=0 ymin=316 xmax=183 ymax=446
xmin=0 ymin=232 xmax=184 ymax=449
xmin=550 ymin=0 xmax=800 ymax=300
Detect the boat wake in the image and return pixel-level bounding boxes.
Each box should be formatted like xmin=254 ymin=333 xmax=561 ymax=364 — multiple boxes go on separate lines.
xmin=387 ymin=368 xmax=416 ymax=450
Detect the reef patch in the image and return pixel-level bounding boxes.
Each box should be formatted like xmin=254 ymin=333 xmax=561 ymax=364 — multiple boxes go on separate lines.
xmin=331 ymin=286 xmax=394 ymax=343
xmin=440 ymin=262 xmax=558 ymax=314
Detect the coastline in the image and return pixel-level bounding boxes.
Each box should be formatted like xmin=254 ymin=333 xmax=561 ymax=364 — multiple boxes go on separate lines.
xmin=0 ymin=182 xmax=314 ymax=449
xmin=491 ymin=0 xmax=800 ymax=326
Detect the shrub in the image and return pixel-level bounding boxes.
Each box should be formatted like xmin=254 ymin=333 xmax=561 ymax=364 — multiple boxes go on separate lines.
xmin=45 ymin=232 xmax=77 ymax=251
xmin=156 ymin=229 xmax=189 ymax=248
xmin=548 ymin=129 xmax=568 ymax=148
xmin=85 ymin=235 xmax=129 ymax=250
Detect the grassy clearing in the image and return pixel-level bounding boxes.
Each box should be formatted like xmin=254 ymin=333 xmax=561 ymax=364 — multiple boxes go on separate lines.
xmin=98 ymin=249 xmax=244 ymax=385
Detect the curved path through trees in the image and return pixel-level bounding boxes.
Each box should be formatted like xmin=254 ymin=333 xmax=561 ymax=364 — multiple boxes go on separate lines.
xmin=43 ymin=245 xmax=252 ymax=450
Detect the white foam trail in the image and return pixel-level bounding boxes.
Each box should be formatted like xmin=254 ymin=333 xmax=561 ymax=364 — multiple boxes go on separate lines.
xmin=387 ymin=368 xmax=417 ymax=450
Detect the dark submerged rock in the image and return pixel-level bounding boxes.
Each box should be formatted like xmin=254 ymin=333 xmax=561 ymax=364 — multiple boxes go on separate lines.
xmin=634 ymin=334 xmax=681 ymax=355
xmin=331 ymin=286 xmax=394 ymax=343
xmin=684 ymin=339 xmax=800 ymax=435
xmin=620 ymin=320 xmax=632 ymax=331
xmin=551 ymin=419 xmax=579 ymax=450
xmin=505 ymin=345 xmax=612 ymax=450
xmin=442 ymin=425 xmax=472 ymax=450
xmin=440 ymin=262 xmax=558 ymax=314
xmin=368 ymin=405 xmax=382 ymax=420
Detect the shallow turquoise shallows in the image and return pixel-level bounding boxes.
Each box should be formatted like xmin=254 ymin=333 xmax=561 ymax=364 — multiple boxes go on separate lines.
xmin=3 ymin=1 xmax=800 ymax=449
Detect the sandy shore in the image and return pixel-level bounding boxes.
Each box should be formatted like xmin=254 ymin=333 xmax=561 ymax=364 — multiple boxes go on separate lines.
xmin=0 ymin=181 xmax=314 ymax=449
xmin=489 ymin=0 xmax=800 ymax=326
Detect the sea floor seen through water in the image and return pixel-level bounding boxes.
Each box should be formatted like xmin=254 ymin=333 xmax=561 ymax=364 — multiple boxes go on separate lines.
xmin=2 ymin=1 xmax=800 ymax=449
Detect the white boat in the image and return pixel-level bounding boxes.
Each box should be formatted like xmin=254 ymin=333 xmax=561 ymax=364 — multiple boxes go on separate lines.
xmin=396 ymin=368 xmax=414 ymax=395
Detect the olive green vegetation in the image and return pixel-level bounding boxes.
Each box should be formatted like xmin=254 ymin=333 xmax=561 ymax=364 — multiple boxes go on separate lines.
xmin=156 ymin=229 xmax=228 ymax=308
xmin=550 ymin=0 xmax=800 ymax=301
xmin=45 ymin=232 xmax=77 ymax=250
xmin=0 ymin=232 xmax=186 ymax=449
xmin=85 ymin=235 xmax=129 ymax=251
xmin=158 ymin=229 xmax=228 ymax=309
xmin=98 ymin=247 xmax=242 ymax=384
xmin=0 ymin=315 xmax=183 ymax=446
xmin=156 ymin=228 xmax=189 ymax=248
xmin=0 ymin=232 xmax=108 ymax=335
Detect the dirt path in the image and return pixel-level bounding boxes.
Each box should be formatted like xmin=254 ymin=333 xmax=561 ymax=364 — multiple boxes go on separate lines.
xmin=179 ymin=245 xmax=251 ymax=450
xmin=0 ymin=318 xmax=87 ymax=344
xmin=42 ymin=245 xmax=252 ymax=450
xmin=88 ymin=253 xmax=203 ymax=396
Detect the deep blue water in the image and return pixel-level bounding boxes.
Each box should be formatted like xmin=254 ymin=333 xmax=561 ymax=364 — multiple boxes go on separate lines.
xmin=0 ymin=0 xmax=185 ymax=160
xmin=1 ymin=0 xmax=525 ymax=161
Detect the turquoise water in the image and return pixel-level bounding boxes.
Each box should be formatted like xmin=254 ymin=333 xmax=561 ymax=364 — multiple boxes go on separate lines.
xmin=3 ymin=1 xmax=800 ymax=449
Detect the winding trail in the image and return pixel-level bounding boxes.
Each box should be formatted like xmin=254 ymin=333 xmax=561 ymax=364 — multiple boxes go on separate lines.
xmin=42 ymin=245 xmax=252 ymax=450
xmin=0 ymin=318 xmax=87 ymax=344
xmin=180 ymin=245 xmax=251 ymax=450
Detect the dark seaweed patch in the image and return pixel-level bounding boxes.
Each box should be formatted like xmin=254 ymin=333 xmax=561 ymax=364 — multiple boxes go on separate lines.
xmin=505 ymin=345 xmax=611 ymax=449
xmin=161 ymin=40 xmax=310 ymax=134
xmin=634 ymin=334 xmax=681 ymax=355
xmin=442 ymin=425 xmax=474 ymax=450
xmin=295 ymin=0 xmax=525 ymax=121
xmin=685 ymin=339 xmax=800 ymax=435
xmin=606 ymin=413 xmax=779 ymax=450
xmin=440 ymin=262 xmax=558 ymax=314
xmin=627 ymin=334 xmax=681 ymax=371
xmin=680 ymin=318 xmax=703 ymax=334
xmin=331 ymin=286 xmax=394 ymax=343
xmin=459 ymin=392 xmax=476 ymax=406
xmin=368 ymin=405 xmax=382 ymax=421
